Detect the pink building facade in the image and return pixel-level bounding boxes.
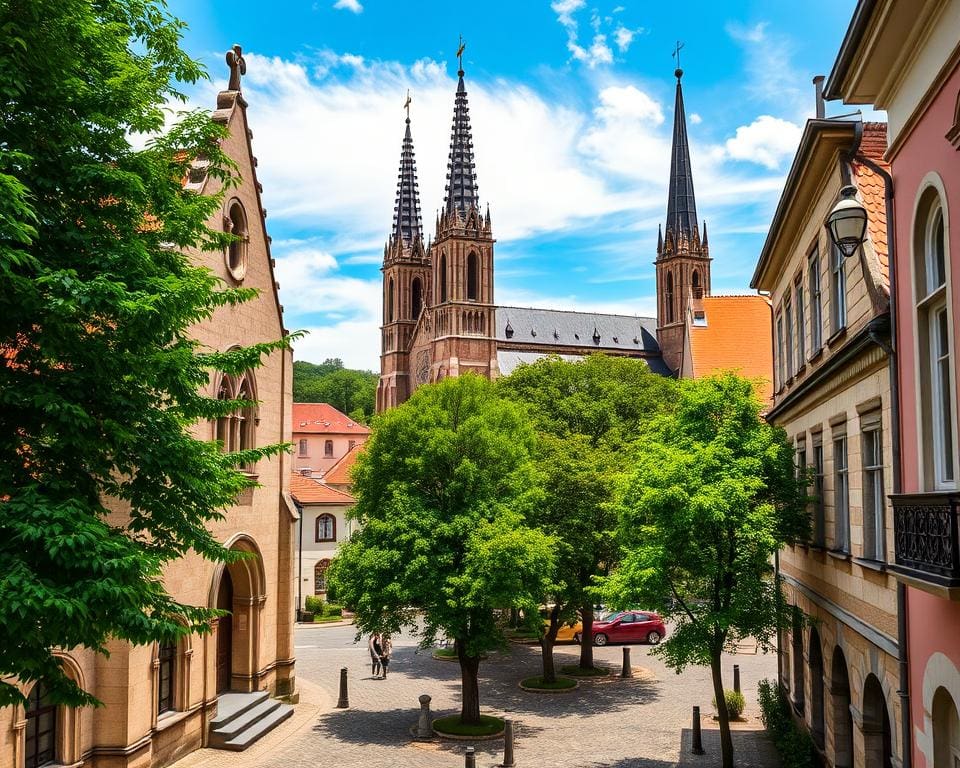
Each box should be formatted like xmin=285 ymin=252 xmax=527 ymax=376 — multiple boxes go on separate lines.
xmin=827 ymin=1 xmax=960 ymax=765
xmin=291 ymin=403 xmax=370 ymax=475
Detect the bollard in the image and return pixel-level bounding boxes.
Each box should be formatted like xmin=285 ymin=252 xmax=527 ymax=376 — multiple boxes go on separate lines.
xmin=336 ymin=667 xmax=349 ymax=709
xmin=691 ymin=705 xmax=705 ymax=755
xmin=465 ymin=745 xmax=476 ymax=768
xmin=621 ymin=647 xmax=633 ymax=678
xmin=416 ymin=694 xmax=433 ymax=739
xmin=501 ymin=719 xmax=515 ymax=768
xmin=733 ymin=664 xmax=741 ymax=695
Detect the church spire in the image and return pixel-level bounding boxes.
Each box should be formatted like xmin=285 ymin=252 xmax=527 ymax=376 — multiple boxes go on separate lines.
xmin=443 ymin=41 xmax=480 ymax=217
xmin=665 ymin=66 xmax=698 ymax=244
xmin=391 ymin=93 xmax=423 ymax=248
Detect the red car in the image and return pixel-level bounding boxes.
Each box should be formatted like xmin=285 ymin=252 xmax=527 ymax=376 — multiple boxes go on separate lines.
xmin=587 ymin=611 xmax=666 ymax=646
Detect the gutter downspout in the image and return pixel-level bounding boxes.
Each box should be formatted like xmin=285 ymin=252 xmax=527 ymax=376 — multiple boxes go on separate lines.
xmin=845 ymin=145 xmax=909 ymax=767
xmin=296 ymin=499 xmax=304 ymax=620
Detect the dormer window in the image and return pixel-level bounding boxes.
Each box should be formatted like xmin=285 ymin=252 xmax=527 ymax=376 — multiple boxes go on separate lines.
xmin=693 ymin=311 xmax=707 ymax=327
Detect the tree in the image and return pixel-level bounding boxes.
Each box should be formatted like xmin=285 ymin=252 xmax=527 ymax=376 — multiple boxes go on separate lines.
xmin=328 ymin=375 xmax=555 ymax=724
xmin=292 ymin=359 xmax=377 ymax=423
xmin=599 ymin=374 xmax=808 ymax=768
xmin=0 ymin=0 xmax=290 ymax=707
xmin=500 ymin=354 xmax=675 ymax=672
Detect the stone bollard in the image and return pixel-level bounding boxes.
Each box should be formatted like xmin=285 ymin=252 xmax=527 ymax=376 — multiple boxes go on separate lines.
xmin=621 ymin=647 xmax=633 ymax=678
xmin=416 ymin=694 xmax=432 ymax=739
xmin=691 ymin=706 xmax=705 ymax=755
xmin=501 ymin=719 xmax=515 ymax=767
xmin=336 ymin=667 xmax=349 ymax=709
xmin=465 ymin=746 xmax=476 ymax=768
xmin=733 ymin=664 xmax=741 ymax=695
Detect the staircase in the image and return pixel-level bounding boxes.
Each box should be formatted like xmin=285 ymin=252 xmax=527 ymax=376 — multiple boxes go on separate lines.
xmin=208 ymin=691 xmax=294 ymax=751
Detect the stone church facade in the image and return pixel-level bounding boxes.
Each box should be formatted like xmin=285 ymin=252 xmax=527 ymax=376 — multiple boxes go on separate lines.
xmin=377 ymin=61 xmax=769 ymax=408
xmin=3 ymin=51 xmax=298 ymax=768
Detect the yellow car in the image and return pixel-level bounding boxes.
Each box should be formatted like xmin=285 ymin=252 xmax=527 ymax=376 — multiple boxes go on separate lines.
xmin=544 ymin=618 xmax=583 ymax=643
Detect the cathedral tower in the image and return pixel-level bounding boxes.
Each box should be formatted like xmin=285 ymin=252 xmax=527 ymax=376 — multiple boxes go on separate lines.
xmin=376 ymin=103 xmax=430 ymax=411
xmin=656 ymin=66 xmax=710 ymax=373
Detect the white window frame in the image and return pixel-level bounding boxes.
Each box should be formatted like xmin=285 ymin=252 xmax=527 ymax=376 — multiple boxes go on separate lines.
xmin=795 ymin=277 xmax=806 ymax=369
xmin=809 ymin=246 xmax=823 ymax=353
xmin=861 ymin=416 xmax=885 ymax=561
xmin=831 ymin=242 xmax=847 ymax=334
xmin=785 ymin=296 xmax=794 ymax=380
xmin=812 ymin=432 xmax=825 ymax=547
xmin=833 ymin=431 xmax=849 ymax=553
xmin=776 ymin=313 xmax=785 ymax=391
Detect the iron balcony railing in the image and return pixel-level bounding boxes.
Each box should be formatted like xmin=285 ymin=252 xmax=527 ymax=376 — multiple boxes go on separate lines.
xmin=890 ymin=492 xmax=960 ymax=588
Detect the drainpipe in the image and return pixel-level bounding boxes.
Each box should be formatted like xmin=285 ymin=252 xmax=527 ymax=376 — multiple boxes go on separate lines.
xmin=296 ymin=499 xmax=304 ymax=620
xmin=844 ymin=145 xmax=909 ymax=767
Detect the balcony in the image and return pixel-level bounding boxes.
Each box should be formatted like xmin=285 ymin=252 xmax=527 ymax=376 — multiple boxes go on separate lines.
xmin=890 ymin=492 xmax=960 ymax=594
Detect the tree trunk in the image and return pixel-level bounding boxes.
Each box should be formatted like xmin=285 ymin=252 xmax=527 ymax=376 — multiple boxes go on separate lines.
xmin=540 ymin=605 xmax=561 ymax=683
xmin=509 ymin=607 xmax=519 ymax=628
xmin=579 ymin=603 xmax=595 ymax=669
xmin=456 ymin=640 xmax=482 ymax=725
xmin=710 ymin=646 xmax=734 ymax=768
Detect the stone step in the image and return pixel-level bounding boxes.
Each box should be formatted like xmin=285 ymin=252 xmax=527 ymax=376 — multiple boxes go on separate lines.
xmin=210 ymin=698 xmax=283 ymax=745
xmin=209 ymin=690 xmax=270 ymax=730
xmin=219 ymin=703 xmax=294 ymax=751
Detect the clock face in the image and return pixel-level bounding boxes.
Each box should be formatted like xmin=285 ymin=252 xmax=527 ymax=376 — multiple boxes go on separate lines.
xmin=416 ymin=350 xmax=431 ymax=385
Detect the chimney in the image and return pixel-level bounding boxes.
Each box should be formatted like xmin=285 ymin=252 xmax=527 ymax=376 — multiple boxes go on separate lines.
xmin=813 ymin=75 xmax=825 ymax=119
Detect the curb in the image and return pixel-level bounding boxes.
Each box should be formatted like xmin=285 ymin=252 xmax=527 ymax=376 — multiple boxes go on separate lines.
xmin=518 ymin=676 xmax=579 ymax=694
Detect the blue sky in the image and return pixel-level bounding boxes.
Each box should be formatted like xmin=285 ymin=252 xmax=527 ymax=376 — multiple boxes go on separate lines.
xmin=166 ymin=0 xmax=865 ymax=370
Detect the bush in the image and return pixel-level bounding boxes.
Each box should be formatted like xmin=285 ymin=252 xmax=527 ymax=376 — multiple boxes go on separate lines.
xmin=757 ymin=679 xmax=817 ymax=768
xmin=304 ymin=595 xmax=324 ymax=614
xmin=325 ymin=603 xmax=343 ymax=617
xmin=714 ymin=689 xmax=746 ymax=719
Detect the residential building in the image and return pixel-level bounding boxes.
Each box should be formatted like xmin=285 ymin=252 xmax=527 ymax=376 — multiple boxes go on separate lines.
xmin=752 ymin=111 xmax=901 ymax=767
xmin=826 ymin=1 xmax=960 ymax=765
xmin=292 ymin=402 xmax=370 ymax=474
xmin=3 ymin=51 xmax=298 ymax=768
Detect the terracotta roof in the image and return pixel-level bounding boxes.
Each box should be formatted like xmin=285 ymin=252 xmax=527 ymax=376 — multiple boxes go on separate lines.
xmin=323 ymin=444 xmax=362 ymax=485
xmin=292 ymin=403 xmax=371 ymax=435
xmin=289 ymin=473 xmax=355 ymax=504
xmin=688 ymin=295 xmax=773 ymax=403
xmin=853 ymin=123 xmax=889 ymax=286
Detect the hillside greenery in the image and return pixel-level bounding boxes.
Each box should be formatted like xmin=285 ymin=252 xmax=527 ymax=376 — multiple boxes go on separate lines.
xmin=293 ymin=358 xmax=377 ymax=423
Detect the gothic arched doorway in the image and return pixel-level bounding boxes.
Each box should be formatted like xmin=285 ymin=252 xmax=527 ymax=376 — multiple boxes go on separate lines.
xmin=862 ymin=673 xmax=892 ymax=768
xmin=830 ymin=647 xmax=853 ymax=768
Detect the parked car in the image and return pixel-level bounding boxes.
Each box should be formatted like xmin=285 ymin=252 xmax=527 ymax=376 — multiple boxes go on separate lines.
xmin=588 ymin=611 xmax=666 ymax=646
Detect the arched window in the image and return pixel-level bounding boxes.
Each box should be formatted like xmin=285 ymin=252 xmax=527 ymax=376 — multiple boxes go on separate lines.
xmin=25 ymin=681 xmax=56 ymax=768
xmin=387 ymin=277 xmax=395 ymax=322
xmin=215 ymin=372 xmax=257 ymax=471
xmin=439 ymin=253 xmax=448 ymax=303
xmin=314 ymin=559 xmax=331 ymax=592
xmin=157 ymin=641 xmax=176 ymax=715
xmin=412 ymin=277 xmax=423 ymax=319
xmin=665 ymin=272 xmax=675 ymax=324
xmin=324 ymin=440 xmax=334 ymax=458
xmin=216 ymin=376 xmax=233 ymax=449
xmin=467 ymin=252 xmax=479 ymax=300
xmin=225 ymin=200 xmax=248 ymax=281
xmin=915 ymin=190 xmax=956 ymax=489
xmin=315 ymin=514 xmax=336 ymax=542
xmin=692 ymin=269 xmax=701 ymax=299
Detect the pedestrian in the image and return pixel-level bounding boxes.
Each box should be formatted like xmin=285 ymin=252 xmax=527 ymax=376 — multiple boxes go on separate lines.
xmin=380 ymin=634 xmax=392 ymax=679
xmin=368 ymin=632 xmax=382 ymax=678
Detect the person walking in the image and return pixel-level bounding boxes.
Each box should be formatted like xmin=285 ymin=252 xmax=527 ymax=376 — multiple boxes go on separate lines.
xmin=379 ymin=634 xmax=393 ymax=679
xmin=368 ymin=633 xmax=382 ymax=678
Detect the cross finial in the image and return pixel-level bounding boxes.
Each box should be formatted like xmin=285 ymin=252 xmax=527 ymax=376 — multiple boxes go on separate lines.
xmin=672 ymin=40 xmax=684 ymax=79
xmin=404 ymin=89 xmax=412 ymax=122
xmin=456 ymin=35 xmax=466 ymax=76
xmin=226 ymin=44 xmax=246 ymax=91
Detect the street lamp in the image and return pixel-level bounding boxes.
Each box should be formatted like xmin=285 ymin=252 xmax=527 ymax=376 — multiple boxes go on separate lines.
xmin=827 ymin=184 xmax=868 ymax=258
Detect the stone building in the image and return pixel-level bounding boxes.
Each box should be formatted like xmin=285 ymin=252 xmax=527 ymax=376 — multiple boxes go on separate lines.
xmin=5 ymin=51 xmax=298 ymax=768
xmin=376 ymin=61 xmax=772 ymax=409
xmin=826 ymin=1 xmax=960 ymax=765
xmin=752 ymin=112 xmax=902 ymax=766
xmin=292 ymin=402 xmax=370 ymax=475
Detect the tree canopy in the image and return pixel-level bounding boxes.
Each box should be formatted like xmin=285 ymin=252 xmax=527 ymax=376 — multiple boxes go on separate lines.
xmin=599 ymin=373 xmax=808 ymax=768
xmin=293 ymin=358 xmax=377 ymax=423
xmin=329 ymin=375 xmax=555 ymax=723
xmin=0 ymin=0 xmax=290 ymax=707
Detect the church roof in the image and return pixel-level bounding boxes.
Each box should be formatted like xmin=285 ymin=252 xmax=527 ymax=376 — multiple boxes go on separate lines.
xmin=688 ymin=295 xmax=773 ymax=402
xmin=292 ymin=403 xmax=371 ymax=435
xmin=443 ymin=67 xmax=480 ymax=215
xmin=665 ymin=69 xmax=699 ymax=243
xmin=392 ymin=112 xmax=423 ymax=246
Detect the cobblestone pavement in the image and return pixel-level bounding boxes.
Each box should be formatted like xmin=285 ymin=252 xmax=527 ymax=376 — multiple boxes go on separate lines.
xmin=173 ymin=624 xmax=780 ymax=768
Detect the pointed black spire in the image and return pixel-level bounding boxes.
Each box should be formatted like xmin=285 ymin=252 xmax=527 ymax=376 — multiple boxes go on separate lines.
xmin=391 ymin=109 xmax=423 ymax=247
xmin=443 ymin=63 xmax=480 ymax=216
xmin=665 ymin=67 xmax=698 ymax=243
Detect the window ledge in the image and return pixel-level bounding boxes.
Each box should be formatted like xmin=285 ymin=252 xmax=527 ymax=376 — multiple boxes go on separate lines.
xmin=853 ymin=557 xmax=887 ymax=573
xmin=795 ymin=363 xmax=807 ymax=377
xmin=807 ymin=543 xmax=827 ymax=552
xmin=808 ymin=348 xmax=824 ymax=364
xmin=826 ymin=327 xmax=847 ymax=347
xmin=155 ymin=709 xmax=192 ymax=732
xmin=827 ymin=549 xmax=851 ymax=562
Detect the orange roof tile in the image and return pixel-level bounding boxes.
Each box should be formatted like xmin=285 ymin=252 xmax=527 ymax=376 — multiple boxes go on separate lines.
xmin=289 ymin=473 xmax=355 ymax=504
xmin=689 ymin=295 xmax=773 ymax=403
xmin=852 ymin=123 xmax=890 ymax=287
xmin=323 ymin=444 xmax=363 ymax=485
xmin=292 ymin=403 xmax=371 ymax=435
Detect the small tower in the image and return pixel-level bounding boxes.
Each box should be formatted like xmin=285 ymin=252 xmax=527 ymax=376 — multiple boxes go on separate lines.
xmin=656 ymin=64 xmax=710 ymax=373
xmin=423 ymin=46 xmax=497 ymax=386
xmin=377 ymin=98 xmax=430 ymax=411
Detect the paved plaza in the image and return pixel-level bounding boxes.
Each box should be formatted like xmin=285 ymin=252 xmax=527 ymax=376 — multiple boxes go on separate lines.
xmin=174 ymin=624 xmax=781 ymax=768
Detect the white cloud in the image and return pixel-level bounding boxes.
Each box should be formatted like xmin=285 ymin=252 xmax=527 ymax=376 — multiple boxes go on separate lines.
xmin=690 ymin=112 xmax=703 ymax=125
xmin=551 ymin=0 xmax=614 ymax=68
xmin=721 ymin=115 xmax=803 ymax=170
xmin=726 ymin=21 xmax=768 ymax=43
xmin=613 ymin=25 xmax=641 ymax=53
xmin=333 ymin=0 xmax=362 ymax=13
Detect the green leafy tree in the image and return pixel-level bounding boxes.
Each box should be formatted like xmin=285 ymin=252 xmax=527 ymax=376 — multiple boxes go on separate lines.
xmin=0 ymin=0 xmax=291 ymax=707
xmin=293 ymin=358 xmax=377 ymax=422
xmin=599 ymin=374 xmax=808 ymax=768
xmin=500 ymin=354 xmax=675 ymax=673
xmin=328 ymin=375 xmax=555 ymax=724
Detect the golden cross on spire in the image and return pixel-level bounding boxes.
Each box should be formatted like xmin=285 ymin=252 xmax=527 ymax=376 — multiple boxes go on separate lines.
xmin=672 ymin=40 xmax=684 ymax=71
xmin=456 ymin=35 xmax=466 ymax=72
xmin=403 ymin=89 xmax=412 ymax=120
